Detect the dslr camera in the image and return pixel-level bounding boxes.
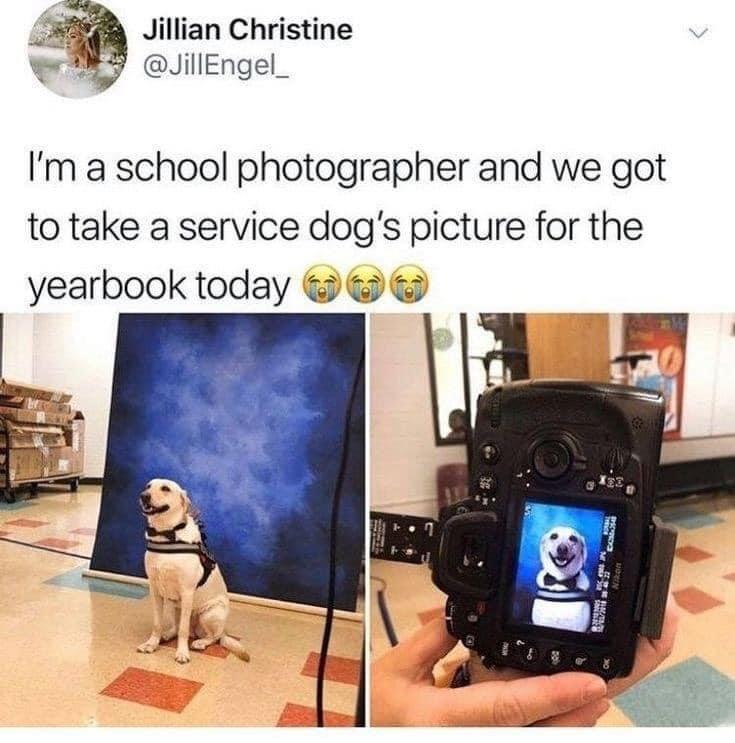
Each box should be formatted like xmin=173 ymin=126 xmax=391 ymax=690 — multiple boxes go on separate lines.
xmin=371 ymin=380 xmax=677 ymax=679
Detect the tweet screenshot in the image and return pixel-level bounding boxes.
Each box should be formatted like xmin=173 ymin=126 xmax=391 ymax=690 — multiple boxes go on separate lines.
xmin=1 ymin=0 xmax=733 ymax=734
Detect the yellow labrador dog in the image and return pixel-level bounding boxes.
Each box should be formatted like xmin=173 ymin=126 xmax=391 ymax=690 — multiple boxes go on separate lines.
xmin=137 ymin=478 xmax=250 ymax=664
xmin=531 ymin=526 xmax=591 ymax=632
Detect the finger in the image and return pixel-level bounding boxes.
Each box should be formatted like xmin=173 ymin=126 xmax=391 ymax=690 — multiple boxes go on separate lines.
xmin=444 ymin=672 xmax=607 ymax=726
xmin=385 ymin=617 xmax=458 ymax=681
xmin=607 ymin=603 xmax=679 ymax=698
xmin=536 ymin=698 xmax=611 ymax=727
xmin=467 ymin=659 xmax=530 ymax=683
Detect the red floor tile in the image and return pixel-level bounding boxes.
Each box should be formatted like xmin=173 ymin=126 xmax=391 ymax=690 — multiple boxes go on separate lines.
xmin=723 ymin=572 xmax=735 ymax=582
xmin=34 ymin=537 xmax=81 ymax=550
xmin=3 ymin=518 xmax=48 ymax=528
xmin=301 ymin=652 xmax=361 ymax=685
xmin=418 ymin=606 xmax=445 ymax=625
xmin=277 ymin=702 xmax=354 ymax=727
xmin=100 ymin=667 xmax=203 ymax=713
xmin=676 ymin=546 xmax=714 ymax=563
xmin=69 ymin=527 xmax=97 ymax=536
xmin=160 ymin=636 xmax=241 ymax=658
xmin=673 ymin=587 xmax=725 ymax=614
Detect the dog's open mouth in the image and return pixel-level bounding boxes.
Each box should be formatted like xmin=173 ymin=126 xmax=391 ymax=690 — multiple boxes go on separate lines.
xmin=549 ymin=552 xmax=575 ymax=568
xmin=141 ymin=503 xmax=170 ymax=516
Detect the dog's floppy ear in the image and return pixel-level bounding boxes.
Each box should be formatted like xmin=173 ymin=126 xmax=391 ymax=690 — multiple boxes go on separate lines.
xmin=179 ymin=489 xmax=191 ymax=515
xmin=580 ymin=534 xmax=587 ymax=564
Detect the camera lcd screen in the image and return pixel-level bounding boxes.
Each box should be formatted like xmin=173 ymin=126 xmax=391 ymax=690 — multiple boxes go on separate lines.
xmin=509 ymin=499 xmax=621 ymax=636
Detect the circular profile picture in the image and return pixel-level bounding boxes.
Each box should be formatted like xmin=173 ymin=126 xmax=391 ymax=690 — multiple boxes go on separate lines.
xmin=28 ymin=1 xmax=127 ymax=98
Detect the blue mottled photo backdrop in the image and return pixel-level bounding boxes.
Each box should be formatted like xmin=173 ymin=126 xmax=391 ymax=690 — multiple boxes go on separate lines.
xmin=90 ymin=314 xmax=365 ymax=611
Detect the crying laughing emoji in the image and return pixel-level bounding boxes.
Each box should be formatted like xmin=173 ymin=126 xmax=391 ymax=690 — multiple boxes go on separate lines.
xmin=303 ymin=264 xmax=342 ymax=303
xmin=390 ymin=265 xmax=429 ymax=303
xmin=346 ymin=265 xmax=385 ymax=303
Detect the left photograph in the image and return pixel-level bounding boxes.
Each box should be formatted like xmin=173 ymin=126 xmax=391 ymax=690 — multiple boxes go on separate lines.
xmin=0 ymin=313 xmax=365 ymax=726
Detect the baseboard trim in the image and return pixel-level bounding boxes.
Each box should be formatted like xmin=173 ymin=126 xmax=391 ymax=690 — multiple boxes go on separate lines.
xmin=658 ymin=457 xmax=735 ymax=499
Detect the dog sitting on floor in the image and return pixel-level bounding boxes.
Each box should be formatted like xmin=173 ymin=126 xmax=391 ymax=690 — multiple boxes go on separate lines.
xmin=137 ymin=478 xmax=250 ymax=664
xmin=531 ymin=526 xmax=592 ymax=633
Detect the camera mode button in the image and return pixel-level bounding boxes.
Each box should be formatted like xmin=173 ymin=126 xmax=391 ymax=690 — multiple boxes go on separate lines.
xmin=514 ymin=640 xmax=539 ymax=665
xmin=598 ymin=655 xmax=616 ymax=676
xmin=571 ymin=652 xmax=591 ymax=669
xmin=545 ymin=648 xmax=565 ymax=670
xmin=477 ymin=474 xmax=498 ymax=494
xmin=481 ymin=443 xmax=501 ymax=464
xmin=497 ymin=639 xmax=513 ymax=659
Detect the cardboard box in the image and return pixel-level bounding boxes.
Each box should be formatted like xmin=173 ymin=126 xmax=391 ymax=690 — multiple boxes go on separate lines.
xmin=0 ymin=423 xmax=66 ymax=449
xmin=0 ymin=446 xmax=79 ymax=483
xmin=65 ymin=412 xmax=86 ymax=474
xmin=0 ymin=396 xmax=72 ymax=414
xmin=0 ymin=406 xmax=74 ymax=426
xmin=0 ymin=378 xmax=72 ymax=404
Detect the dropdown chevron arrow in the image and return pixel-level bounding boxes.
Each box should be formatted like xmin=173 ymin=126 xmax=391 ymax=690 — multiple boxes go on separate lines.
xmin=689 ymin=27 xmax=709 ymax=39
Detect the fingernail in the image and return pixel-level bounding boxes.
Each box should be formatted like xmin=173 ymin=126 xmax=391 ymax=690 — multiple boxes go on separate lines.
xmin=583 ymin=677 xmax=607 ymax=703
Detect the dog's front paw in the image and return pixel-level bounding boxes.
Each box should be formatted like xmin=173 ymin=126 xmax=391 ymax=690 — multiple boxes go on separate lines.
xmin=137 ymin=641 xmax=159 ymax=654
xmin=175 ymin=649 xmax=191 ymax=664
xmin=191 ymin=639 xmax=209 ymax=651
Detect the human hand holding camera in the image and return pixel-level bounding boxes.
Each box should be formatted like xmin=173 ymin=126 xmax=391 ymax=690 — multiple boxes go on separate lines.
xmin=371 ymin=601 xmax=677 ymax=726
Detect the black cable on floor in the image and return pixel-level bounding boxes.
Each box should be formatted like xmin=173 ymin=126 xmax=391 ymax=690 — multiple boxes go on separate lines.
xmin=371 ymin=575 xmax=399 ymax=647
xmin=316 ymin=346 xmax=364 ymax=728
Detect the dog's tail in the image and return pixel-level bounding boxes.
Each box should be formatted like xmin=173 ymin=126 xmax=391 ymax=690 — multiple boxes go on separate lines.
xmin=220 ymin=634 xmax=250 ymax=662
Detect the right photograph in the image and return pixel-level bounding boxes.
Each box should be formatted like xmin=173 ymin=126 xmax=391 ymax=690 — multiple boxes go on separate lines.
xmin=369 ymin=313 xmax=735 ymax=727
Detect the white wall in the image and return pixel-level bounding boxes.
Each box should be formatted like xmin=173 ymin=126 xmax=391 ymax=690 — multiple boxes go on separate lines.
xmin=371 ymin=314 xmax=735 ymax=513
xmin=371 ymin=314 xmax=464 ymax=518
xmin=609 ymin=313 xmax=735 ymax=462
xmin=1 ymin=314 xmax=117 ymax=478
xmin=1 ymin=314 xmax=34 ymax=381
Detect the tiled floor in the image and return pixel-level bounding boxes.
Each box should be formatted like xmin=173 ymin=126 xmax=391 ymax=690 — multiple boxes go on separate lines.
xmin=370 ymin=491 xmax=735 ymax=726
xmin=0 ymin=485 xmax=363 ymax=726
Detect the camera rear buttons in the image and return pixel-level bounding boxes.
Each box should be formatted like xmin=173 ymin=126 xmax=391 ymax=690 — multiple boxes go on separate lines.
xmin=599 ymin=655 xmax=616 ymax=674
xmin=532 ymin=440 xmax=572 ymax=479
xmin=571 ymin=651 xmax=591 ymax=669
xmin=481 ymin=443 xmax=501 ymax=464
xmin=477 ymin=474 xmax=498 ymax=494
xmin=546 ymin=648 xmax=565 ymax=669
xmin=513 ymin=639 xmax=539 ymax=664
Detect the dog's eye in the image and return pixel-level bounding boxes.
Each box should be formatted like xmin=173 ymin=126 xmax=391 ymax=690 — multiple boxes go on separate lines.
xmin=549 ymin=533 xmax=558 ymax=540
xmin=569 ymin=535 xmax=578 ymax=543
xmin=161 ymin=485 xmax=171 ymax=492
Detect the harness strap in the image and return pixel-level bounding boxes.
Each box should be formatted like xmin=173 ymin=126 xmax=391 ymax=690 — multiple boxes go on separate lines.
xmin=146 ymin=521 xmax=187 ymax=542
xmin=146 ymin=539 xmax=216 ymax=588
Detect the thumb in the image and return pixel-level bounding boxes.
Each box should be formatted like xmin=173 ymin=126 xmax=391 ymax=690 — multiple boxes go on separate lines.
xmin=445 ymin=672 xmax=607 ymax=726
xmin=385 ymin=617 xmax=458 ymax=681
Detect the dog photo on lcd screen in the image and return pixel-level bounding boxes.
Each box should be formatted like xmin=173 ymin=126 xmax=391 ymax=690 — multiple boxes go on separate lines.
xmin=511 ymin=500 xmax=613 ymax=634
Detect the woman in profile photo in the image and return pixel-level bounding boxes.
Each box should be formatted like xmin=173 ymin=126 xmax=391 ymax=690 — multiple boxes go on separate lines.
xmin=28 ymin=1 xmax=127 ymax=99
xmin=64 ymin=21 xmax=100 ymax=70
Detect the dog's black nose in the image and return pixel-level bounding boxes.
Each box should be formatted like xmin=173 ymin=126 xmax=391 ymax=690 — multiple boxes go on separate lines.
xmin=140 ymin=492 xmax=151 ymax=505
xmin=557 ymin=544 xmax=569 ymax=558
